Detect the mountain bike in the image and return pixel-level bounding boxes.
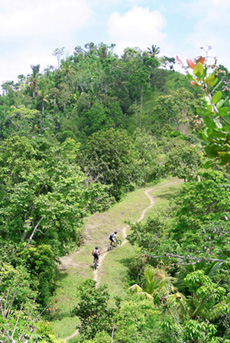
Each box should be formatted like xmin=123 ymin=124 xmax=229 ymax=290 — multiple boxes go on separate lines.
xmin=107 ymin=238 xmax=122 ymax=251
xmin=93 ymin=257 xmax=98 ymax=270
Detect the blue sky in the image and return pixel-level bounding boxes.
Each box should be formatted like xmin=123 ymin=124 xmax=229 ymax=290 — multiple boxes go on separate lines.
xmin=1 ymin=0 xmax=230 ymax=86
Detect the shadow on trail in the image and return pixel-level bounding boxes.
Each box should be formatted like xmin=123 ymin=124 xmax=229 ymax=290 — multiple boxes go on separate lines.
xmin=55 ymin=270 xmax=69 ymax=283
xmin=50 ymin=310 xmax=75 ymax=321
xmin=155 ymin=191 xmax=177 ymax=200
xmin=118 ymin=256 xmax=134 ymax=267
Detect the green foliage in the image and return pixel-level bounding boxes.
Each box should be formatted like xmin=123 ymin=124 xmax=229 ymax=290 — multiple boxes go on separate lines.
xmin=133 ymin=129 xmax=161 ymax=182
xmin=183 ymin=270 xmax=228 ymax=320
xmin=130 ymin=265 xmax=176 ymax=305
xmin=0 ymin=135 xmax=110 ymax=254
xmin=2 ymin=42 xmax=228 ymax=342
xmin=182 ymin=55 xmax=230 ymax=165
xmin=21 ymin=245 xmax=57 ymax=306
xmin=149 ymin=87 xmax=199 ymax=133
xmin=128 ymin=216 xmax=168 ymax=254
xmin=0 ymin=311 xmax=64 ymax=343
xmin=172 ymin=170 xmax=230 ymax=258
xmin=113 ymin=296 xmax=166 ymax=343
xmin=83 ymin=330 xmax=111 ymax=343
xmin=83 ymin=128 xmax=139 ymax=199
xmin=5 ymin=105 xmax=44 ymax=136
xmin=0 ymin=263 xmax=38 ymax=308
xmin=0 ymin=262 xmax=64 ymax=342
xmin=78 ymin=101 xmax=113 ymax=136
xmin=183 ymin=320 xmax=220 ymax=343
xmin=164 ymin=139 xmax=203 ymax=180
xmin=73 ymin=279 xmax=115 ymax=341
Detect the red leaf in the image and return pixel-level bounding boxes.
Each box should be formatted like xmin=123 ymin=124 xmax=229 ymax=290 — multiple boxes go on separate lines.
xmin=190 ymin=81 xmax=198 ymax=86
xmin=196 ymin=56 xmax=205 ymax=64
xmin=186 ymin=59 xmax=195 ymax=69
xmin=176 ymin=56 xmax=183 ymax=64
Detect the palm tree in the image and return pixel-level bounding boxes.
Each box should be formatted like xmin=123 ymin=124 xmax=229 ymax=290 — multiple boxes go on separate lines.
xmin=147 ymin=45 xmax=160 ymax=57
xmin=129 ymin=265 xmax=177 ymax=304
xmin=29 ymin=65 xmax=40 ymax=99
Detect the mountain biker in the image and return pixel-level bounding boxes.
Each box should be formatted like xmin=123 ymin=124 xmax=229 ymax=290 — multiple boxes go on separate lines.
xmin=109 ymin=231 xmax=118 ymax=247
xmin=92 ymin=247 xmax=100 ymax=263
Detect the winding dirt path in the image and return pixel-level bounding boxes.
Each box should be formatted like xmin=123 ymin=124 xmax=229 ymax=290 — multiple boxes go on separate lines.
xmin=63 ymin=179 xmax=182 ymax=341
xmin=93 ymin=188 xmax=154 ymax=286
xmin=64 ymin=188 xmax=154 ymax=341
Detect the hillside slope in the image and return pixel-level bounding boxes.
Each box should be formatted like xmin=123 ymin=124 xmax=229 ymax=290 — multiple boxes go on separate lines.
xmin=51 ymin=178 xmax=183 ymax=340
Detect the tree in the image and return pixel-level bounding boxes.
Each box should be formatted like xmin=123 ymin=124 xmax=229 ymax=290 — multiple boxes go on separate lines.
xmin=78 ymin=101 xmax=113 ymax=136
xmin=113 ymin=295 xmax=168 ymax=343
xmin=164 ymin=139 xmax=203 ymax=181
xmin=21 ymin=245 xmax=57 ymax=306
xmin=28 ymin=65 xmax=40 ymax=99
xmin=83 ymin=128 xmax=139 ymax=199
xmin=4 ymin=105 xmax=43 ymax=135
xmin=171 ymin=170 xmax=230 ymax=259
xmin=177 ymin=54 xmax=230 ymax=165
xmin=130 ymin=265 xmax=176 ymax=305
xmin=73 ymin=279 xmax=115 ymax=341
xmin=0 ymin=136 xmax=110 ymax=255
xmin=133 ymin=129 xmax=159 ymax=183
xmin=164 ymin=270 xmax=230 ymax=343
xmin=128 ymin=216 xmax=168 ymax=254
xmin=52 ymin=47 xmax=65 ymax=68
xmin=151 ymin=88 xmax=199 ymax=133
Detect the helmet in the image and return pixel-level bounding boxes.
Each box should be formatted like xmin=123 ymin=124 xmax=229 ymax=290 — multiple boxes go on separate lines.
xmin=114 ymin=231 xmax=117 ymax=234
xmin=95 ymin=247 xmax=98 ymax=249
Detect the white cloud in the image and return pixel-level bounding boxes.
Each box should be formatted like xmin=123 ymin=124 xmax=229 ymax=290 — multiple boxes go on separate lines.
xmin=107 ymin=6 xmax=167 ymax=55
xmin=0 ymin=0 xmax=93 ymax=86
xmin=0 ymin=45 xmax=57 ymax=85
xmin=183 ymin=0 xmax=230 ymax=68
xmin=0 ymin=0 xmax=92 ymax=38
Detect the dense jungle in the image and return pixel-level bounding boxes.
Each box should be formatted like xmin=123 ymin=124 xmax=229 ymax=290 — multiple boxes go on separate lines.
xmin=1 ymin=42 xmax=230 ymax=343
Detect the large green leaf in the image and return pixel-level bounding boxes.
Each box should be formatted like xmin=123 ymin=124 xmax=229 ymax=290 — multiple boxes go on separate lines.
xmin=219 ymin=107 xmax=229 ymax=117
xmin=203 ymin=115 xmax=217 ymax=129
xmin=212 ymin=91 xmax=222 ymax=105
xmin=204 ymin=145 xmax=219 ymax=158
xmin=218 ymin=151 xmax=230 ymax=165
xmin=208 ymin=129 xmax=227 ymax=139
xmin=193 ymin=62 xmax=205 ymax=78
xmin=205 ymin=73 xmax=218 ymax=88
xmin=216 ymin=99 xmax=224 ymax=109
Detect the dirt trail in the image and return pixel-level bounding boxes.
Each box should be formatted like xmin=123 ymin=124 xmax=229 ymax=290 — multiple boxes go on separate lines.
xmin=62 ymin=179 xmax=181 ymax=341
xmin=64 ymin=188 xmax=154 ymax=341
xmin=93 ymin=188 xmax=154 ymax=286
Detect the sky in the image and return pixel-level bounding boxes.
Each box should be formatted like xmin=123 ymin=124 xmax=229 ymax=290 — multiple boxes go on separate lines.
xmin=1 ymin=0 xmax=230 ymax=87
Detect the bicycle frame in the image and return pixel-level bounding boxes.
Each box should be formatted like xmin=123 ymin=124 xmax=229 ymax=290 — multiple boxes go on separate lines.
xmin=93 ymin=257 xmax=98 ymax=270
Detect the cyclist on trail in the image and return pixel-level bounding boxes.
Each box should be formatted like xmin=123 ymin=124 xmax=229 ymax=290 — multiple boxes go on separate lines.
xmin=92 ymin=247 xmax=100 ymax=263
xmin=109 ymin=231 xmax=118 ymax=247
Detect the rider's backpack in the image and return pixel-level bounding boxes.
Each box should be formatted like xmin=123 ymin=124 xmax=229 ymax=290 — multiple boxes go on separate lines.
xmin=93 ymin=250 xmax=98 ymax=257
xmin=109 ymin=234 xmax=113 ymax=240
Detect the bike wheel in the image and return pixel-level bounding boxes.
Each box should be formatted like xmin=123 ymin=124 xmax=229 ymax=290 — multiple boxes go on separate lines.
xmin=107 ymin=243 xmax=113 ymax=251
xmin=94 ymin=259 xmax=98 ymax=270
xmin=116 ymin=239 xmax=122 ymax=247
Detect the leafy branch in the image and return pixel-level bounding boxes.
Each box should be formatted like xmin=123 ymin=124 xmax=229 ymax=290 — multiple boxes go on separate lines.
xmin=144 ymin=251 xmax=230 ymax=264
xmin=176 ymin=54 xmax=230 ymax=165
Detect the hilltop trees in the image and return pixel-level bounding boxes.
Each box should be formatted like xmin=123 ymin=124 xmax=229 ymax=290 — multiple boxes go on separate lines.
xmin=1 ymin=41 xmax=225 ymax=342
xmin=0 ymin=136 xmax=110 ymax=254
xmin=82 ymin=128 xmax=140 ymax=199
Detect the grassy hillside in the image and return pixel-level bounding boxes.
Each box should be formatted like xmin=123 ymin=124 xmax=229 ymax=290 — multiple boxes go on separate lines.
xmin=50 ymin=178 xmax=183 ymax=340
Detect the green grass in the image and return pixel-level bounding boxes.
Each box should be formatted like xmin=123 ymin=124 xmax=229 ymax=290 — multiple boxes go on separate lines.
xmin=142 ymin=178 xmax=183 ymax=222
xmin=100 ymin=243 xmax=137 ymax=301
xmin=50 ymin=177 xmax=183 ymax=339
xmin=51 ymin=316 xmax=80 ymax=339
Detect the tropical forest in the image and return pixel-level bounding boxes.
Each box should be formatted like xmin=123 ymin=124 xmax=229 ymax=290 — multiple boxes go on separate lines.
xmin=1 ymin=42 xmax=230 ymax=343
